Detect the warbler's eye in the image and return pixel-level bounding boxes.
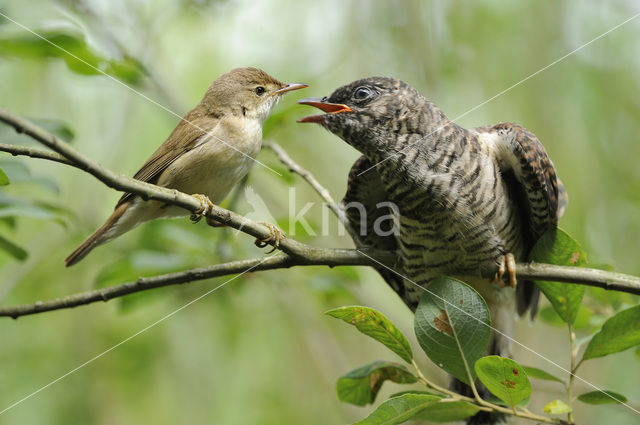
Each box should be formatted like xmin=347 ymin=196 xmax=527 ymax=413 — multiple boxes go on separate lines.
xmin=353 ymin=86 xmax=374 ymax=101
xmin=255 ymin=86 xmax=266 ymax=96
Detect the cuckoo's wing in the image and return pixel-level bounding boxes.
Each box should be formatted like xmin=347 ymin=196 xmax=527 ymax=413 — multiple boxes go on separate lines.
xmin=475 ymin=122 xmax=568 ymax=318
xmin=116 ymin=113 xmax=210 ymax=207
xmin=341 ymin=156 xmax=409 ymax=304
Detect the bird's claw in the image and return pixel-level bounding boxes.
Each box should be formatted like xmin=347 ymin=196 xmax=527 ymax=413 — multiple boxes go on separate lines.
xmin=190 ymin=194 xmax=214 ymax=223
xmin=255 ymin=222 xmax=283 ymax=253
xmin=495 ymin=253 xmax=517 ymax=288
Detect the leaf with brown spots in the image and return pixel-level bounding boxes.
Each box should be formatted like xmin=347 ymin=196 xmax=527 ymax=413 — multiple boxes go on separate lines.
xmin=326 ymin=306 xmax=413 ymax=363
xmin=474 ymin=356 xmax=531 ymax=408
xmin=414 ymin=276 xmax=491 ymax=385
xmin=434 ymin=309 xmax=453 ymax=336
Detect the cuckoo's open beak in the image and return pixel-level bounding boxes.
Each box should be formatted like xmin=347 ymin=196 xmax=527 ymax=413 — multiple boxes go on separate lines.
xmin=297 ymin=97 xmax=352 ymax=123
xmin=273 ymin=83 xmax=309 ymax=95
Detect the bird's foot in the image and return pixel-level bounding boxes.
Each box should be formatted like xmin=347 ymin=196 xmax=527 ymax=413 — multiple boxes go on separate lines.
xmin=495 ymin=253 xmax=517 ymax=288
xmin=190 ymin=194 xmax=214 ymax=223
xmin=254 ymin=222 xmax=284 ymax=253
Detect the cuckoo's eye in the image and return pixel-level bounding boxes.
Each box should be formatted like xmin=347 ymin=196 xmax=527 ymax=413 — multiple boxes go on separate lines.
xmin=353 ymin=86 xmax=375 ymax=101
xmin=255 ymin=86 xmax=266 ymax=96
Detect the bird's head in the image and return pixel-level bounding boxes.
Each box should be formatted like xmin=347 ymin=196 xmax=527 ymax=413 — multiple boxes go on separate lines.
xmin=203 ymin=67 xmax=307 ymax=122
xmin=298 ymin=77 xmax=444 ymax=155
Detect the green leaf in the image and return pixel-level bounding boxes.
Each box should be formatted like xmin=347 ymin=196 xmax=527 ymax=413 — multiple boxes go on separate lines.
xmin=582 ymin=305 xmax=640 ymax=360
xmin=326 ymin=306 xmax=413 ymax=363
xmin=529 ymin=228 xmax=587 ymax=324
xmin=337 ymin=361 xmax=417 ymax=406
xmin=413 ymin=276 xmax=491 ymax=385
xmin=474 ymin=356 xmax=531 ymax=408
xmin=412 ymin=400 xmax=480 ymax=422
xmin=577 ymin=390 xmax=627 ymax=405
xmin=521 ymin=366 xmax=564 ymax=384
xmin=0 ymin=233 xmax=28 ymax=261
xmin=0 ymin=29 xmax=146 ymax=84
xmin=389 ymin=390 xmax=441 ymax=398
xmin=635 ymin=347 xmax=640 ymax=362
xmin=0 ymin=168 xmax=9 ymax=186
xmin=353 ymin=393 xmax=441 ymax=425
xmin=538 ymin=304 xmax=592 ymax=329
xmin=543 ymin=399 xmax=571 ymax=414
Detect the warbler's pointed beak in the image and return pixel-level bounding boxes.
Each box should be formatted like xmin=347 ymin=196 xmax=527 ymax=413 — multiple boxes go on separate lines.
xmin=297 ymin=97 xmax=352 ymax=123
xmin=273 ymin=83 xmax=309 ymax=95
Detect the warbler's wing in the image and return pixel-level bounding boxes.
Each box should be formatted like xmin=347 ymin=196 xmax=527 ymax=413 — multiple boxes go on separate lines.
xmin=116 ymin=112 xmax=212 ymax=207
xmin=475 ymin=122 xmax=568 ymax=318
xmin=341 ymin=156 xmax=411 ymax=307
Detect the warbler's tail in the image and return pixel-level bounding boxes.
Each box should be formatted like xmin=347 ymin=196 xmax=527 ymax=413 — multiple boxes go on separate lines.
xmin=64 ymin=203 xmax=129 ymax=267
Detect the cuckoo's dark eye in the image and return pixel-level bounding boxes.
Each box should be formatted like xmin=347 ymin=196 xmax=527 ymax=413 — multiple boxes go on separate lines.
xmin=255 ymin=86 xmax=266 ymax=96
xmin=353 ymin=86 xmax=375 ymax=101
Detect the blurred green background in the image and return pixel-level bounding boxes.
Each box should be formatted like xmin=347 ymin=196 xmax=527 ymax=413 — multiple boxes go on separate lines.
xmin=1 ymin=1 xmax=639 ymax=424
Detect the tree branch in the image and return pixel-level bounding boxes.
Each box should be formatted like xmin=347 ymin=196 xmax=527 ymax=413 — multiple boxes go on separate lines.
xmin=2 ymin=257 xmax=639 ymax=318
xmin=1 ymin=108 xmax=640 ymax=322
xmin=0 ymin=248 xmax=393 ymax=318
xmin=0 ymin=108 xmax=315 ymax=259
xmin=0 ymin=142 xmax=76 ymax=167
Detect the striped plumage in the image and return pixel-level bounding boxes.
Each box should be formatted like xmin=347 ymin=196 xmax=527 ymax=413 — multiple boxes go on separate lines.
xmin=300 ymin=77 xmax=567 ymax=424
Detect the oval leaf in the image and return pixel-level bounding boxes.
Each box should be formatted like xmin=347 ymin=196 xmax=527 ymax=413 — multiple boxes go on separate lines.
xmin=414 ymin=276 xmax=491 ymax=385
xmin=521 ymin=366 xmax=564 ymax=384
xmin=577 ymin=390 xmax=627 ymax=405
xmin=0 ymin=30 xmax=146 ymax=85
xmin=337 ymin=361 xmax=417 ymax=406
xmin=353 ymin=393 xmax=441 ymax=425
xmin=412 ymin=400 xmax=480 ymax=422
xmin=529 ymin=228 xmax=587 ymax=324
xmin=475 ymin=356 xmax=531 ymax=407
xmin=326 ymin=306 xmax=413 ymax=363
xmin=0 ymin=168 xmax=9 ymax=186
xmin=543 ymin=399 xmax=571 ymax=415
xmin=583 ymin=305 xmax=640 ymax=360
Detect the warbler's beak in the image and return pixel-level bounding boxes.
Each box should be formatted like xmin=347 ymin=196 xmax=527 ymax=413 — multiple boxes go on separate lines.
xmin=297 ymin=97 xmax=352 ymax=123
xmin=273 ymin=83 xmax=309 ymax=95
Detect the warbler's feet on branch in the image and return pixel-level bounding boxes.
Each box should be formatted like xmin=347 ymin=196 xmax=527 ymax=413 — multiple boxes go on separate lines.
xmin=495 ymin=253 xmax=517 ymax=288
xmin=255 ymin=222 xmax=283 ymax=253
xmin=190 ymin=194 xmax=214 ymax=223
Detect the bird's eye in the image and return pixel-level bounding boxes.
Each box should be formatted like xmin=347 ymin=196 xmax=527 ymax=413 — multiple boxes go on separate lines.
xmin=353 ymin=86 xmax=374 ymax=101
xmin=255 ymin=86 xmax=266 ymax=96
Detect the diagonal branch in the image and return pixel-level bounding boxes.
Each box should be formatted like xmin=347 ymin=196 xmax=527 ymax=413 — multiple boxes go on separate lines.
xmin=264 ymin=142 xmax=351 ymax=230
xmin=0 ymin=108 xmax=309 ymax=259
xmin=0 ymin=108 xmax=639 ymax=321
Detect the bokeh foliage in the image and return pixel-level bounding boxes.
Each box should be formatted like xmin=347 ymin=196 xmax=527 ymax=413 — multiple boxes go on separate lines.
xmin=0 ymin=1 xmax=639 ymax=424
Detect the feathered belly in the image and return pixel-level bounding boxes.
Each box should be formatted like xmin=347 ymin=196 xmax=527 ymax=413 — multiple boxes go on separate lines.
xmin=395 ymin=183 xmax=525 ymax=284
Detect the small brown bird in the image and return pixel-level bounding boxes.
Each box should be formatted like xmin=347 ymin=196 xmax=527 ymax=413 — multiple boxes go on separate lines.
xmin=65 ymin=67 xmax=307 ymax=266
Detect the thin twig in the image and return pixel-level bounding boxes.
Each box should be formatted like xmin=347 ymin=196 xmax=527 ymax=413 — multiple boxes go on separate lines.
xmin=0 ymin=142 xmax=76 ymax=167
xmin=514 ymin=262 xmax=640 ymax=295
xmin=264 ymin=142 xmax=351 ymax=231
